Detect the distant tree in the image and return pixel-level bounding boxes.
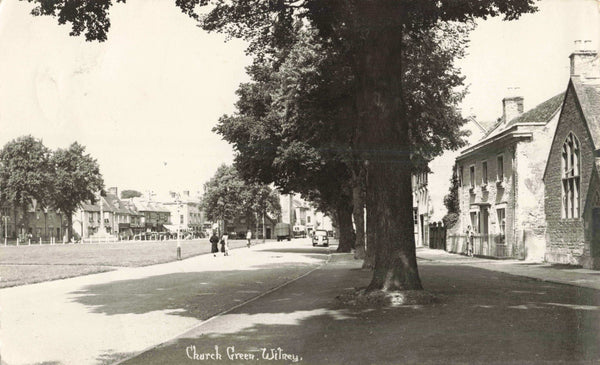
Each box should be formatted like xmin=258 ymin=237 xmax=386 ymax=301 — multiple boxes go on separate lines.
xmin=121 ymin=190 xmax=143 ymax=199
xmin=202 ymin=164 xmax=280 ymax=235
xmin=0 ymin=136 xmax=52 ymax=238
xmin=443 ymin=162 xmax=461 ymax=228
xmin=51 ymin=142 xmax=104 ymax=241
xmin=202 ymin=165 xmax=244 ymax=233
xmin=240 ymin=182 xmax=281 ymax=237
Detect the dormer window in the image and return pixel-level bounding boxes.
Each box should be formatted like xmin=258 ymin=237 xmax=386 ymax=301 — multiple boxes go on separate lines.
xmin=561 ymin=132 xmax=580 ymax=219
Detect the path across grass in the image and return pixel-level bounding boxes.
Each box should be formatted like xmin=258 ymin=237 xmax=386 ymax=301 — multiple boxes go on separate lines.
xmin=0 ymin=239 xmax=277 ymax=287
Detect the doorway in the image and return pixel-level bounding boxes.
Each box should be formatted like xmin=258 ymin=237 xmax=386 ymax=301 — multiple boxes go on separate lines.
xmin=592 ymin=208 xmax=600 ymax=257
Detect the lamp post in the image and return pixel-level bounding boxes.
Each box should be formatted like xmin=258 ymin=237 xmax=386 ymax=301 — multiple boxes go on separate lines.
xmin=176 ymin=194 xmax=182 ymax=260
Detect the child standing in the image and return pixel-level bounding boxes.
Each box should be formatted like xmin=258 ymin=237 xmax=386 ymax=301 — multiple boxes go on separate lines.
xmin=220 ymin=233 xmax=229 ymax=256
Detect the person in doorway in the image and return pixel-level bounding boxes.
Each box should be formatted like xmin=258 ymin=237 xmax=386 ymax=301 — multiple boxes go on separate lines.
xmin=209 ymin=231 xmax=220 ymax=257
xmin=246 ymin=229 xmax=252 ymax=248
xmin=220 ymin=232 xmax=229 ymax=256
xmin=466 ymin=225 xmax=475 ymax=257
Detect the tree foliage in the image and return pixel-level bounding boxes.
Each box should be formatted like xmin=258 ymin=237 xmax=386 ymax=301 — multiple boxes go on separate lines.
xmin=51 ymin=142 xmax=104 ymax=239
xmin=202 ymin=164 xmax=281 ymax=229
xmin=0 ymin=136 xmax=52 ymax=211
xmin=0 ymin=137 xmax=104 ymax=239
xmin=443 ymin=162 xmax=461 ymax=228
xmin=121 ymin=190 xmax=143 ymax=199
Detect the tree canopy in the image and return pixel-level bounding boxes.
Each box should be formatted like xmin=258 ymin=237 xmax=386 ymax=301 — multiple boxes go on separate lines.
xmin=202 ymin=164 xmax=281 ymax=232
xmin=121 ymin=190 xmax=143 ymax=199
xmin=23 ymin=0 xmax=538 ymax=293
xmin=0 ymin=136 xmax=52 ymax=213
xmin=0 ymin=136 xmax=104 ymax=240
xmin=51 ymin=142 xmax=104 ymax=239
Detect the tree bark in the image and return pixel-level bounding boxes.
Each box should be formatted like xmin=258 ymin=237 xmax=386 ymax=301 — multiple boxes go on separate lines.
xmin=67 ymin=213 xmax=73 ymax=242
xmin=21 ymin=203 xmax=29 ymax=241
xmin=357 ymin=24 xmax=423 ymax=291
xmin=362 ymin=189 xmax=376 ymax=269
xmin=336 ymin=199 xmax=354 ymax=253
xmin=352 ymin=166 xmax=366 ymax=259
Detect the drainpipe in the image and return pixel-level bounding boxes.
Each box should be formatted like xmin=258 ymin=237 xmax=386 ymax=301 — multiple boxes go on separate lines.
xmin=512 ymin=146 xmax=518 ymax=257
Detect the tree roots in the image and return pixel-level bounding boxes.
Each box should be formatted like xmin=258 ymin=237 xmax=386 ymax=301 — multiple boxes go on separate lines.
xmin=335 ymin=288 xmax=438 ymax=307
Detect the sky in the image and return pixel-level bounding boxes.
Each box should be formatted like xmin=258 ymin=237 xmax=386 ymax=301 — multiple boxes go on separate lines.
xmin=0 ymin=0 xmax=599 ymax=205
xmin=0 ymin=0 xmax=251 ymax=197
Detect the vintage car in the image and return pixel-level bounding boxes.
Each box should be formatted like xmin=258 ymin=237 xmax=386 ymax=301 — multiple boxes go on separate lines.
xmin=312 ymin=229 xmax=329 ymax=247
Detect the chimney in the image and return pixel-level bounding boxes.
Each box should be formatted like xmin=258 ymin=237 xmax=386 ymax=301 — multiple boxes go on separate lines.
xmin=502 ymin=88 xmax=524 ymax=124
xmin=108 ymin=187 xmax=118 ymax=197
xmin=183 ymin=190 xmax=190 ymax=197
xmin=570 ymin=40 xmax=599 ymax=79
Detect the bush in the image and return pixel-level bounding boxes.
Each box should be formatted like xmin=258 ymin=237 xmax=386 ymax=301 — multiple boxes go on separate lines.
xmin=442 ymin=213 xmax=459 ymax=228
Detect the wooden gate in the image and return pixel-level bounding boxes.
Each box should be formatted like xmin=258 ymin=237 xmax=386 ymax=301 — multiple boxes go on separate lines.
xmin=429 ymin=222 xmax=446 ymax=250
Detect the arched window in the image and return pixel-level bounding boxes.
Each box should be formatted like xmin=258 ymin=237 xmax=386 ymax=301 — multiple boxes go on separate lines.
xmin=561 ymin=133 xmax=581 ymax=218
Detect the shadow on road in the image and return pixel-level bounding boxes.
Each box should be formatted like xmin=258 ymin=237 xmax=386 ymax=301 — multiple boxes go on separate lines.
xmin=117 ymin=262 xmax=600 ymax=365
xmin=258 ymin=247 xmax=331 ymax=256
xmin=69 ymin=263 xmax=322 ymax=320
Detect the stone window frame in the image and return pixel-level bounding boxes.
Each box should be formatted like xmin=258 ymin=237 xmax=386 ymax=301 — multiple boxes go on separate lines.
xmin=496 ymin=154 xmax=505 ymax=183
xmin=469 ymin=209 xmax=480 ymax=234
xmin=458 ymin=165 xmax=464 ymax=187
xmin=496 ymin=208 xmax=506 ymax=236
xmin=469 ymin=164 xmax=475 ymax=189
xmin=561 ymin=132 xmax=581 ymax=219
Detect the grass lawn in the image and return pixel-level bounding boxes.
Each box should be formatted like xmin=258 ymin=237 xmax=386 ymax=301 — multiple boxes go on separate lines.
xmin=0 ymin=239 xmax=272 ymax=288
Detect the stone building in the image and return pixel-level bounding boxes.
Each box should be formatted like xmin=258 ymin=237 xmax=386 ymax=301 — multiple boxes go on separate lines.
xmin=130 ymin=198 xmax=171 ymax=233
xmin=412 ymin=171 xmax=431 ymax=247
xmin=543 ymin=47 xmax=600 ymax=269
xmin=162 ymin=190 xmax=204 ymax=237
xmin=453 ymin=90 xmax=563 ymax=260
xmin=1 ymin=201 xmax=66 ymax=242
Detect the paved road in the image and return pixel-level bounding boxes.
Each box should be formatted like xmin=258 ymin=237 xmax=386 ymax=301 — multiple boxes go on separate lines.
xmin=0 ymin=239 xmax=330 ymax=365
xmin=122 ymin=254 xmax=600 ymax=365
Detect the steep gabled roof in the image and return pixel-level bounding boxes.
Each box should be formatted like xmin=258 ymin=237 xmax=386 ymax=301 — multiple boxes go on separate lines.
xmin=571 ymin=77 xmax=600 ymax=149
xmin=483 ymin=92 xmax=564 ymax=140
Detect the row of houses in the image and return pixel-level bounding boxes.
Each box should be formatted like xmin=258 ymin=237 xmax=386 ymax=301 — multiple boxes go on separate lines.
xmin=0 ymin=187 xmax=335 ymax=242
xmin=445 ymin=46 xmax=600 ymax=269
xmin=0 ymin=188 xmax=206 ymax=242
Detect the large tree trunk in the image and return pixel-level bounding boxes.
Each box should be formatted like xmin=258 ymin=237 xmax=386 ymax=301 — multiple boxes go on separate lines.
xmin=357 ymin=24 xmax=423 ymax=291
xmin=21 ymin=203 xmax=29 ymax=241
xmin=67 ymin=212 xmax=73 ymax=241
xmin=352 ymin=166 xmax=366 ymax=259
xmin=336 ymin=199 xmax=354 ymax=253
xmin=362 ymin=190 xmax=376 ymax=270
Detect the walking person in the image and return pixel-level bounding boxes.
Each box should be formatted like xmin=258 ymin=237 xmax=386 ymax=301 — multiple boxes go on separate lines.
xmin=209 ymin=231 xmax=220 ymax=257
xmin=220 ymin=232 xmax=229 ymax=256
xmin=246 ymin=229 xmax=252 ymax=248
xmin=465 ymin=225 xmax=475 ymax=257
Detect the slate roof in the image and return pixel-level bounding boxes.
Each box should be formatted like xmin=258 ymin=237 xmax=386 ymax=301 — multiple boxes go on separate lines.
xmin=571 ymin=76 xmax=600 ymax=149
xmin=80 ymin=196 xmax=115 ymax=212
xmin=483 ymin=92 xmax=565 ymax=139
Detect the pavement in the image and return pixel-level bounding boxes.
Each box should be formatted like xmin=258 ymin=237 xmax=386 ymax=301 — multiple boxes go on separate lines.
xmin=2 ymin=243 xmax=600 ymax=364
xmin=0 ymin=239 xmax=329 ymax=365
xmin=415 ymin=247 xmax=600 ymax=291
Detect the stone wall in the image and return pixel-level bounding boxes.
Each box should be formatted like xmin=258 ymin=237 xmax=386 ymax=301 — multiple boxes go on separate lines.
xmin=544 ymin=87 xmax=592 ymax=265
xmin=456 ymin=142 xmax=516 ymax=252
xmin=513 ymin=115 xmax=559 ymax=261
